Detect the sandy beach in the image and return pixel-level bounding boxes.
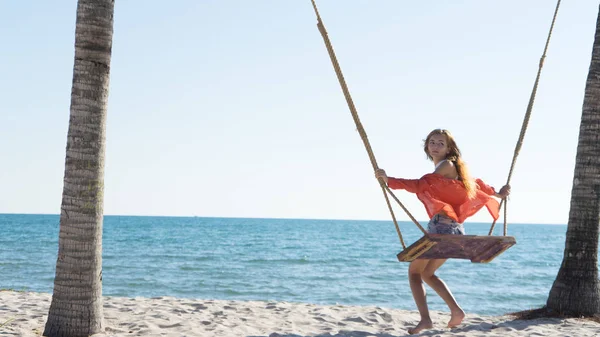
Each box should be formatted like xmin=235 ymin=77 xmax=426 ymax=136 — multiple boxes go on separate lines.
xmin=1 ymin=290 xmax=599 ymax=337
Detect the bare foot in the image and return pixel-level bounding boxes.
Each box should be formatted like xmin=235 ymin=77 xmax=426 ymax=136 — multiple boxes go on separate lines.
xmin=408 ymin=318 xmax=433 ymax=334
xmin=447 ymin=308 xmax=465 ymax=328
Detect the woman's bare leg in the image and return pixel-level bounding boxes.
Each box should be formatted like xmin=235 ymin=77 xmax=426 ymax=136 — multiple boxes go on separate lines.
xmin=421 ymin=259 xmax=465 ymax=328
xmin=407 ymin=259 xmax=434 ymax=334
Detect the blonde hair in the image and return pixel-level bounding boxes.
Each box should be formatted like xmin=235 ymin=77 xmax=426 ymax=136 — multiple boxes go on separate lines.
xmin=423 ymin=129 xmax=476 ymax=199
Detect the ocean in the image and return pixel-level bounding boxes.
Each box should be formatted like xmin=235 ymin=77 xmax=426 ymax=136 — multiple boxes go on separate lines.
xmin=0 ymin=214 xmax=569 ymax=316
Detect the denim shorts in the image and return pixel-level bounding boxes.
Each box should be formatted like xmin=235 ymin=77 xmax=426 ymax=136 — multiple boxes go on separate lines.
xmin=427 ymin=214 xmax=465 ymax=235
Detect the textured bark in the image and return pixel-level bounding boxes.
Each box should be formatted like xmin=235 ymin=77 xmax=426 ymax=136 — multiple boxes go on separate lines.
xmin=546 ymin=4 xmax=600 ymax=316
xmin=43 ymin=1 xmax=114 ymax=336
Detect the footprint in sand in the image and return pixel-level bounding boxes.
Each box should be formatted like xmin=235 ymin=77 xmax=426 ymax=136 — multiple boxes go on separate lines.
xmin=157 ymin=322 xmax=183 ymax=329
xmin=343 ymin=316 xmax=369 ymax=324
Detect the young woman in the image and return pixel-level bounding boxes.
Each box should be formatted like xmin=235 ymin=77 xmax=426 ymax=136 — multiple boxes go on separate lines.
xmin=375 ymin=129 xmax=510 ymax=334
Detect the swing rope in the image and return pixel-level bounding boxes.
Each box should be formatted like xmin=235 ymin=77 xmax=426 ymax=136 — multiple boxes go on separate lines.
xmin=488 ymin=0 xmax=561 ymax=236
xmin=310 ymin=0 xmax=428 ymax=249
xmin=310 ymin=0 xmax=560 ymax=245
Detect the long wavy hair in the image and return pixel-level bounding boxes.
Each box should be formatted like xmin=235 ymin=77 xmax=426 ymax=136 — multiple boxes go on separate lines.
xmin=423 ymin=129 xmax=476 ymax=198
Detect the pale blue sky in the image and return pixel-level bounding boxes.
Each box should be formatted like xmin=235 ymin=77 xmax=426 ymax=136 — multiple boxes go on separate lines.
xmin=1 ymin=1 xmax=598 ymax=224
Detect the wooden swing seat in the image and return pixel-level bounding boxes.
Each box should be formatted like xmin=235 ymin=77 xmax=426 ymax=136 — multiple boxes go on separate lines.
xmin=397 ymin=234 xmax=516 ymax=263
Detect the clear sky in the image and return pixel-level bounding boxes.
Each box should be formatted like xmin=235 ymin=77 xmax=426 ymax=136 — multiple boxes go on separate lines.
xmin=1 ymin=1 xmax=598 ymax=225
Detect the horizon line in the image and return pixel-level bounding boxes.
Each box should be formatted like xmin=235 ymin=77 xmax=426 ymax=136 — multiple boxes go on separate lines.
xmin=0 ymin=212 xmax=567 ymax=226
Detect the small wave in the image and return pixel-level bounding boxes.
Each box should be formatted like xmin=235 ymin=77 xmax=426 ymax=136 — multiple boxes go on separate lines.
xmin=245 ymin=257 xmax=311 ymax=265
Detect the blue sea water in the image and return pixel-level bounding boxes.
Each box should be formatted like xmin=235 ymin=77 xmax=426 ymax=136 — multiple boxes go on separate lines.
xmin=0 ymin=214 xmax=569 ymax=316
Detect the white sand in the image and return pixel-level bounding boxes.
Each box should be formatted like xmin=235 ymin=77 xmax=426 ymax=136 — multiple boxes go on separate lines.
xmin=1 ymin=291 xmax=599 ymax=337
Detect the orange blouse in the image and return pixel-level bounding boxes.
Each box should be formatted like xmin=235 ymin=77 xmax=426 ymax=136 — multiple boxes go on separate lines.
xmin=387 ymin=173 xmax=499 ymax=223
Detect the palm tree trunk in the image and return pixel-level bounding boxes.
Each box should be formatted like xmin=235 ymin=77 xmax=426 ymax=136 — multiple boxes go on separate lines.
xmin=546 ymin=4 xmax=600 ymax=316
xmin=43 ymin=1 xmax=114 ymax=336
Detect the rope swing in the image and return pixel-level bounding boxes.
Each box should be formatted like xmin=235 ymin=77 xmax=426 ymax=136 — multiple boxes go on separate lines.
xmin=310 ymin=0 xmax=561 ymax=261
